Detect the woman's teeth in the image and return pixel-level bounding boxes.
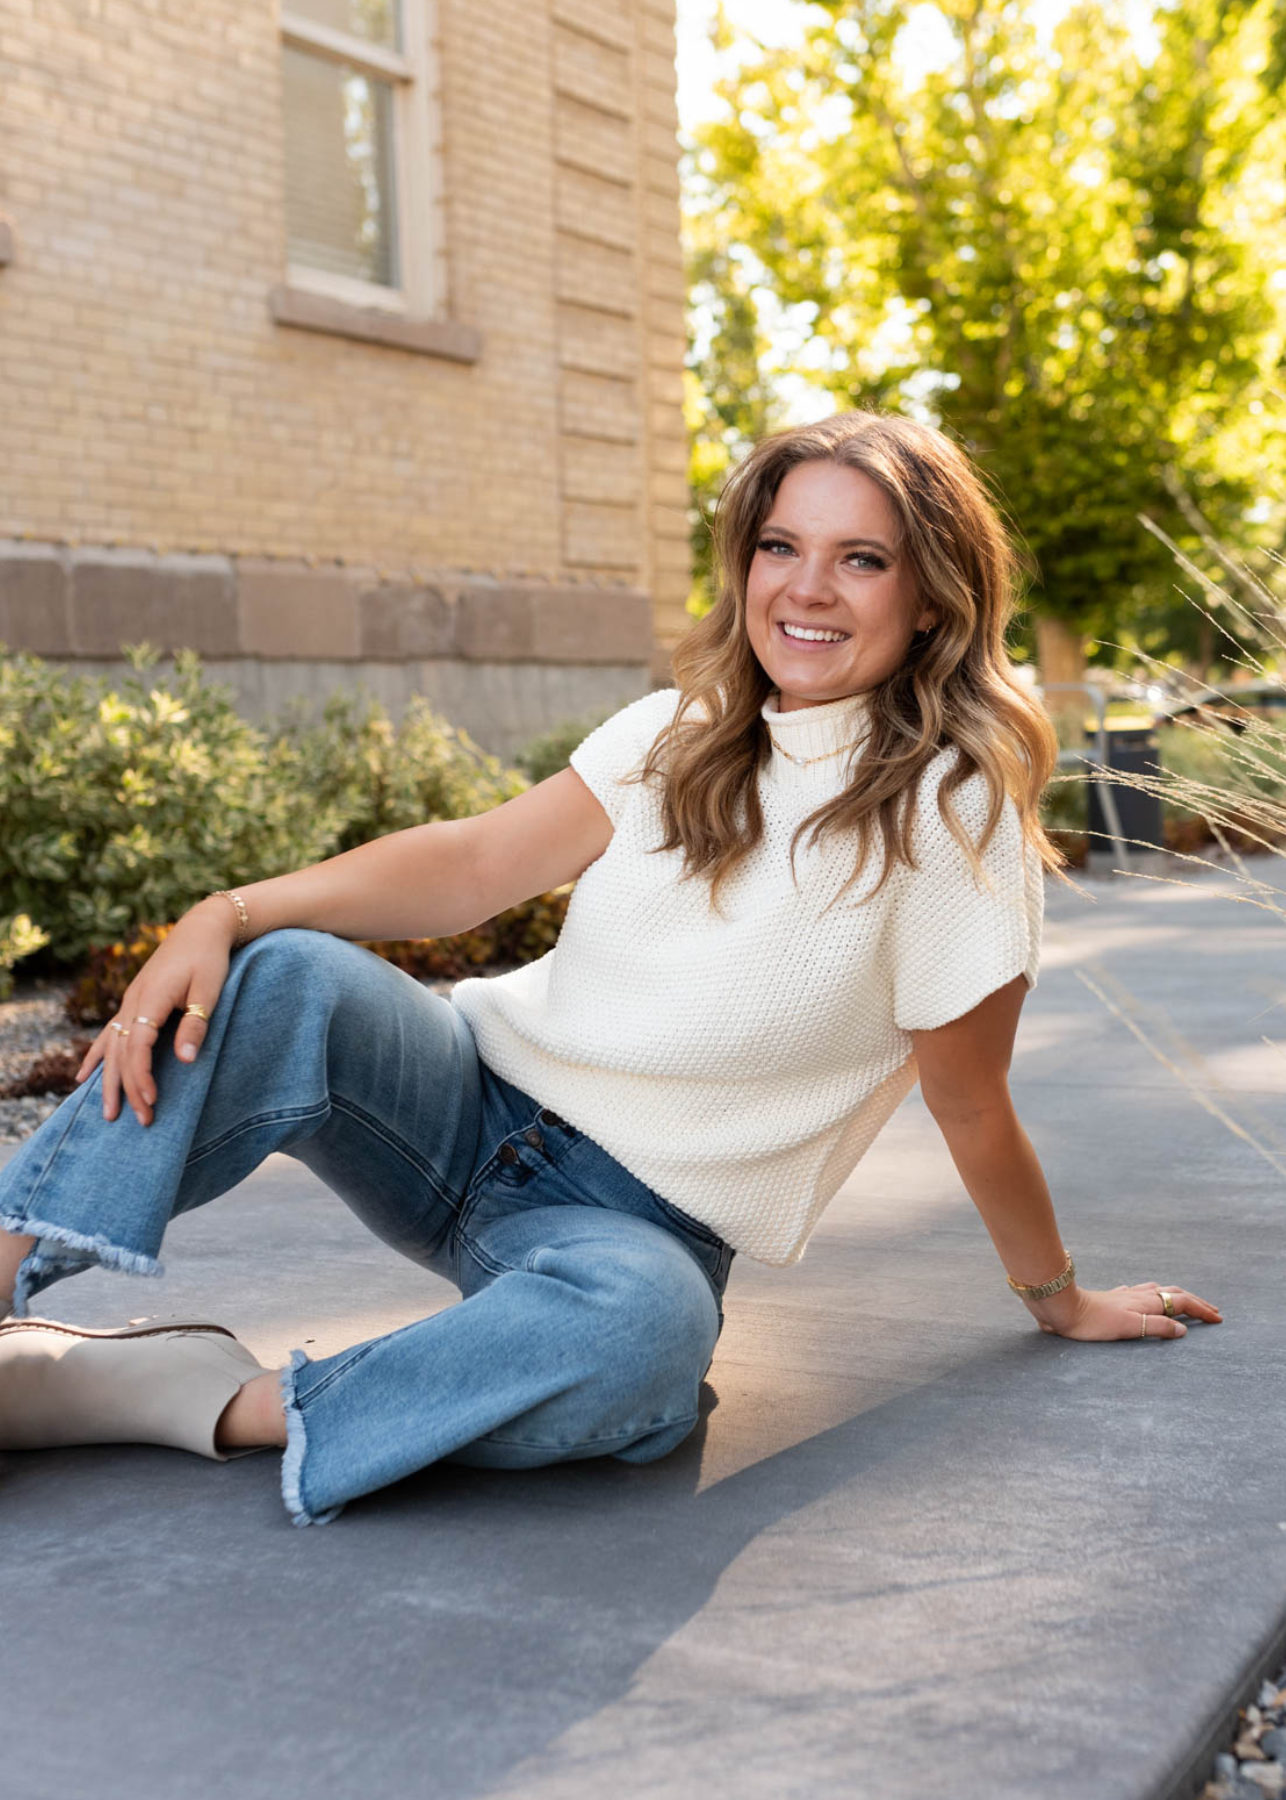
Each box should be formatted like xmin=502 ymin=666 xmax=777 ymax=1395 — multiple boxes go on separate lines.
xmin=780 ymin=622 xmax=849 ymax=644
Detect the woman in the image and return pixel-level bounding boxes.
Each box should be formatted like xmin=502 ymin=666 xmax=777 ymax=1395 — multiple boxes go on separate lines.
xmin=0 ymin=411 xmax=1221 ymax=1526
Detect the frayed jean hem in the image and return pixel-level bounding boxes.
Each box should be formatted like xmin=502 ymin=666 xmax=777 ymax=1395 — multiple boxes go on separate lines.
xmin=280 ymin=1349 xmax=343 ymax=1528
xmin=1 ymin=1210 xmax=163 ymax=1318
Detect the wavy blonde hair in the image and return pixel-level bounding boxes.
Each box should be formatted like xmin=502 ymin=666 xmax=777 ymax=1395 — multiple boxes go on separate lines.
xmin=623 ymin=409 xmax=1067 ymax=915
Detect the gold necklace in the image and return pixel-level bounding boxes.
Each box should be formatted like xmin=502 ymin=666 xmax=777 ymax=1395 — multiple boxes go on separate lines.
xmin=768 ymin=735 xmax=866 ymax=769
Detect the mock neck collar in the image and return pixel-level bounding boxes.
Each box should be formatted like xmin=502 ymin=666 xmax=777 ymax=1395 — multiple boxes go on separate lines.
xmin=760 ymin=687 xmax=874 ymax=788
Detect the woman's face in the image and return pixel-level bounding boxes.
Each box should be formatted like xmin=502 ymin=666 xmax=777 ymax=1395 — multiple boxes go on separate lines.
xmin=743 ymin=459 xmax=936 ymax=712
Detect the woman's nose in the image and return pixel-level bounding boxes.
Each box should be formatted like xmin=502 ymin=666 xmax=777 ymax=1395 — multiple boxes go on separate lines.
xmin=786 ymin=559 xmax=834 ymax=602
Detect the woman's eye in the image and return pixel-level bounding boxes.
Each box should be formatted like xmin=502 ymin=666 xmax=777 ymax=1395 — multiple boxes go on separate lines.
xmin=756 ymin=537 xmax=886 ymax=571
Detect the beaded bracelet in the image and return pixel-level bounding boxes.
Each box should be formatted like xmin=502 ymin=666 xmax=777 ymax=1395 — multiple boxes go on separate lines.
xmin=210 ymin=888 xmax=250 ymax=948
xmin=1006 ymin=1250 xmax=1075 ymax=1300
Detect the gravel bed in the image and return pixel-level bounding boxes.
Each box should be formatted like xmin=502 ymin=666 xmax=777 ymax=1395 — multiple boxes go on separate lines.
xmin=0 ymin=977 xmax=82 ymax=1144
xmin=1203 ymin=1666 xmax=1286 ymax=1797
xmin=0 ymin=965 xmax=521 ymax=1147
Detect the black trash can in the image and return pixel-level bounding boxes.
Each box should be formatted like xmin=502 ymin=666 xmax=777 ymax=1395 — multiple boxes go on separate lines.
xmin=1085 ymin=724 xmax=1165 ymax=854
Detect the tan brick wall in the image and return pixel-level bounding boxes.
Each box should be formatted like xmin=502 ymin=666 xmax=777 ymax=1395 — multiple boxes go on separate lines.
xmin=0 ymin=0 xmax=689 ymax=674
xmin=545 ymin=0 xmax=693 ymax=684
xmin=635 ymin=0 xmax=692 ymax=678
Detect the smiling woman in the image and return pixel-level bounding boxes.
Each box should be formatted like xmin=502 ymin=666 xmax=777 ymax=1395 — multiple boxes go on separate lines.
xmin=0 ymin=408 xmax=1221 ymax=1531
xmin=633 ymin=408 xmax=1062 ymax=915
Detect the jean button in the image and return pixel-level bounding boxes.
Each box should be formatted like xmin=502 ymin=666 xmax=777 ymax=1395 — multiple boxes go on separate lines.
xmin=498 ymin=1142 xmax=520 ymax=1165
xmin=538 ymin=1108 xmax=564 ymax=1130
xmin=523 ymin=1126 xmax=544 ymax=1150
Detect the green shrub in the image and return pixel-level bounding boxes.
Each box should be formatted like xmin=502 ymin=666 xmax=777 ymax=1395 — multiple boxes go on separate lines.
xmin=0 ymin=645 xmax=342 ymax=964
xmin=0 ymin=912 xmax=51 ymax=1000
xmin=0 ymin=646 xmax=534 ymax=970
xmin=1039 ymin=772 xmax=1089 ymax=833
xmin=1154 ymin=720 xmax=1286 ymax=824
xmin=280 ymin=689 xmax=527 ymax=852
xmin=512 ymin=710 xmax=612 ymax=785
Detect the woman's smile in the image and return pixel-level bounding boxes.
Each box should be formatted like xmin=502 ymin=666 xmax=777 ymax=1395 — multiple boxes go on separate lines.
xmin=777 ymin=619 xmax=852 ymax=649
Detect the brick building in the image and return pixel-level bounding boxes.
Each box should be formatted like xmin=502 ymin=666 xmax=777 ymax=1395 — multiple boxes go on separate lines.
xmin=0 ymin=0 xmax=689 ymax=758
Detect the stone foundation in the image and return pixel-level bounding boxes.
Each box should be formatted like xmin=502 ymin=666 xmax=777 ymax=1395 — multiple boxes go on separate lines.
xmin=0 ymin=540 xmax=663 ymax=759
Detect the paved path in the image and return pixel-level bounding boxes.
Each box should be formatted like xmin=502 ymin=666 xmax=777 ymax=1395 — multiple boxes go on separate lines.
xmin=3 ymin=858 xmax=1285 ymax=1800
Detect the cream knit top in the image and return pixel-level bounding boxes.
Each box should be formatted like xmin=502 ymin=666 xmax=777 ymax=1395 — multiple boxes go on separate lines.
xmin=451 ymin=685 xmax=1044 ymax=1265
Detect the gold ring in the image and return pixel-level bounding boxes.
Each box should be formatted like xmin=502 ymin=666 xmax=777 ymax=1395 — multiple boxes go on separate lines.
xmin=1139 ymin=1314 xmax=1148 ymax=1339
xmin=1159 ymin=1288 xmax=1175 ymax=1318
xmin=132 ymin=1015 xmax=162 ymax=1029
xmin=184 ymin=1003 xmax=210 ymax=1022
xmin=108 ymin=1021 xmax=131 ymax=1038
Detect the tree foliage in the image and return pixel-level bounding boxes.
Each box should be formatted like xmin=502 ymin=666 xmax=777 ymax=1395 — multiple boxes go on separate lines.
xmin=686 ymin=0 xmax=1286 ymax=671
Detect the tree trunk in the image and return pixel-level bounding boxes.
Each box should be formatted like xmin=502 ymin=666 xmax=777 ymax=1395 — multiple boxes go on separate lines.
xmin=1034 ymin=614 xmax=1088 ymax=744
xmin=1191 ymin=615 xmax=1214 ymax=686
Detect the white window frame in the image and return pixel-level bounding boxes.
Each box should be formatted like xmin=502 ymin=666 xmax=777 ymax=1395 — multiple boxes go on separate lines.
xmin=278 ymin=0 xmax=438 ymax=317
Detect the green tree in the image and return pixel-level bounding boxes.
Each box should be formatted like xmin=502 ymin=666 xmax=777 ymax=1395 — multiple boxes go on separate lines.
xmin=686 ymin=0 xmax=1286 ymax=692
xmin=685 ymin=243 xmax=783 ymax=614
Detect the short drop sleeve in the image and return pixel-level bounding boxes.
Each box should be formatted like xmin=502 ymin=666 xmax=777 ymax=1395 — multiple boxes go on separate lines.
xmin=568 ymin=686 xmax=680 ymax=829
xmin=889 ymin=760 xmax=1044 ymax=1034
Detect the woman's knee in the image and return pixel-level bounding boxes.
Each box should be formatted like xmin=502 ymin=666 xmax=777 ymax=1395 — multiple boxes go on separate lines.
xmin=224 ymin=930 xmax=396 ymax=1034
xmin=179 ymin=930 xmax=380 ymax=1110
xmin=622 ymin=1249 xmax=720 ymax=1384
xmin=578 ymin=1253 xmax=714 ymax=1463
xmin=231 ymin=927 xmax=363 ymax=989
xmin=545 ymin=1230 xmax=719 ymax=1412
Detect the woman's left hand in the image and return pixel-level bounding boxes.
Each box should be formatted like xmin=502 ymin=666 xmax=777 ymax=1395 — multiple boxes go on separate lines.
xmin=1024 ymin=1281 xmax=1223 ymax=1341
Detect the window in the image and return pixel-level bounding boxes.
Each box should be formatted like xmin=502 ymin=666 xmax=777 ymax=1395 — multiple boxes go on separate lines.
xmin=278 ymin=0 xmax=436 ymax=315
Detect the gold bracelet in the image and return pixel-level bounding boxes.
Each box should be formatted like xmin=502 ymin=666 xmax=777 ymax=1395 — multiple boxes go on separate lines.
xmin=1006 ymin=1250 xmax=1075 ymax=1300
xmin=210 ymin=888 xmax=250 ymax=948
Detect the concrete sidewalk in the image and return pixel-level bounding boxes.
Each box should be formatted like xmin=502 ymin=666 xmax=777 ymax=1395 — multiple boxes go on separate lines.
xmin=3 ymin=857 xmax=1285 ymax=1800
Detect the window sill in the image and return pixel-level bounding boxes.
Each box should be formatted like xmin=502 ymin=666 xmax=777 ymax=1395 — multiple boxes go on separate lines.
xmin=269 ymin=284 xmax=481 ymax=363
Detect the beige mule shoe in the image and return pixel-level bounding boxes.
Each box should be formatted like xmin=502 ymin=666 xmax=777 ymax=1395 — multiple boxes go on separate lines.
xmin=0 ymin=1318 xmax=267 ymax=1460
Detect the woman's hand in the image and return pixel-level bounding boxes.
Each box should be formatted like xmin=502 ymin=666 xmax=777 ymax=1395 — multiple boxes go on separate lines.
xmin=1022 ymin=1280 xmax=1223 ymax=1341
xmin=74 ymin=899 xmax=240 ymax=1127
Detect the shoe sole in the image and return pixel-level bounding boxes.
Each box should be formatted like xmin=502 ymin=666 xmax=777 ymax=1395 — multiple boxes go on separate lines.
xmin=0 ymin=1319 xmax=237 ymax=1343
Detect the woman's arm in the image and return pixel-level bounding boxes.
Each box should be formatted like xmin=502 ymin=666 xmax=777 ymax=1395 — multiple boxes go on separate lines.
xmin=193 ymin=764 xmax=615 ymax=947
xmin=910 ymin=977 xmax=1222 ymax=1341
xmin=78 ymin=767 xmax=614 ymax=1128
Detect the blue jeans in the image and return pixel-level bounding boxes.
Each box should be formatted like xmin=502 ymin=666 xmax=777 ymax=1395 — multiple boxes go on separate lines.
xmin=0 ymin=930 xmax=733 ymax=1525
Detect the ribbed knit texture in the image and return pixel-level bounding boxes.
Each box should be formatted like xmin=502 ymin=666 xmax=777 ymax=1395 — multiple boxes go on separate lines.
xmin=452 ymin=686 xmax=1044 ymax=1265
